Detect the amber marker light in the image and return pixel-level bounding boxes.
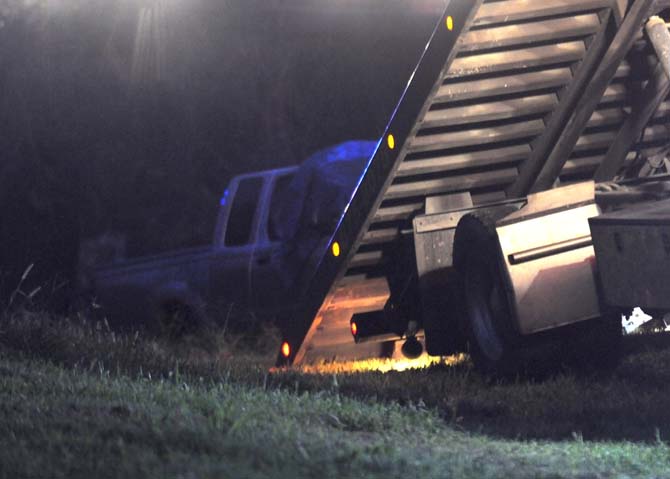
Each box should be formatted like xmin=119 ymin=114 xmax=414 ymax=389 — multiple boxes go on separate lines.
xmin=331 ymin=241 xmax=341 ymax=257
xmin=350 ymin=321 xmax=358 ymax=337
xmin=387 ymin=134 xmax=395 ymax=150
xmin=281 ymin=341 xmax=291 ymax=358
xmin=446 ymin=15 xmax=454 ymax=31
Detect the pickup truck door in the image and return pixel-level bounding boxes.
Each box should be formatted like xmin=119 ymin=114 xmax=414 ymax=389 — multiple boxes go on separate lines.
xmin=250 ymin=171 xmax=296 ymax=311
xmin=210 ymin=174 xmax=266 ymax=307
xmin=211 ymin=168 xmax=297 ymax=313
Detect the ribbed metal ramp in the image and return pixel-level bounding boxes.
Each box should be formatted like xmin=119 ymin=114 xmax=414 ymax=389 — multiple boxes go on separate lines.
xmin=278 ymin=0 xmax=670 ymax=366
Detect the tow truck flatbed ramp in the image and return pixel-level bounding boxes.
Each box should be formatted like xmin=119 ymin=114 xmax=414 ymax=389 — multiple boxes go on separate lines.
xmin=277 ymin=0 xmax=670 ymax=366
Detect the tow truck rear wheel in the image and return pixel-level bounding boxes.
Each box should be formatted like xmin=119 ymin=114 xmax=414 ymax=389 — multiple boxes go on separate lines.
xmin=453 ymin=212 xmax=622 ymax=376
xmin=453 ymin=212 xmax=525 ymax=375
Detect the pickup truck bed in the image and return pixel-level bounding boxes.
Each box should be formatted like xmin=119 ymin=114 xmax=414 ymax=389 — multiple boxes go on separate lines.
xmin=92 ymin=246 xmax=213 ymax=331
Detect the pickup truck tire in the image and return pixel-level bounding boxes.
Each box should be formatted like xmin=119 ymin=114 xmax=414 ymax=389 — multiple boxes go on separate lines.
xmin=151 ymin=282 xmax=210 ymax=339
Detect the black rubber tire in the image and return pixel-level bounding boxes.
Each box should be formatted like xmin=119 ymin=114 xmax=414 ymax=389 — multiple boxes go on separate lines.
xmin=151 ymin=282 xmax=210 ymax=339
xmin=453 ymin=212 xmax=525 ymax=375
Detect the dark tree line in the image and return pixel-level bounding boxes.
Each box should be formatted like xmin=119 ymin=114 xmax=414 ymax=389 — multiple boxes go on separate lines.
xmin=0 ymin=0 xmax=442 ymax=309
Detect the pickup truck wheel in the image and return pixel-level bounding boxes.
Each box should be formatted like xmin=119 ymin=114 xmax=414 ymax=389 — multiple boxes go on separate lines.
xmin=454 ymin=213 xmax=523 ymax=375
xmin=159 ymin=299 xmax=195 ymax=338
xmin=152 ymin=283 xmax=209 ymax=339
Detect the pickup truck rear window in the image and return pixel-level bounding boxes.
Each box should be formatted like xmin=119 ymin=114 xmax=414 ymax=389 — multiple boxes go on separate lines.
xmin=225 ymin=177 xmax=263 ymax=246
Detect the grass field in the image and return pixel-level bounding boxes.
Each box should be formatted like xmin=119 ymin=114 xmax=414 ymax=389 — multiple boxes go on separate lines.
xmin=3 ymin=312 xmax=670 ymax=478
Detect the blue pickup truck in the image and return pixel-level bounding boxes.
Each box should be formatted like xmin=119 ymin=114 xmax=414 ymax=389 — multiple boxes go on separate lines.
xmin=88 ymin=141 xmax=375 ymax=334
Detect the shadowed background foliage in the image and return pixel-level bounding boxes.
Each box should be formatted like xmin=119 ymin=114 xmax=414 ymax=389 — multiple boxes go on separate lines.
xmin=0 ymin=0 xmax=445 ymax=309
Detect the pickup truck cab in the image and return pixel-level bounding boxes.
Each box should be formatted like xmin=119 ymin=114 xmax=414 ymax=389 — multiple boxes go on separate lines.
xmin=89 ymin=140 xmax=374 ymax=333
xmin=210 ymin=166 xmax=298 ymax=310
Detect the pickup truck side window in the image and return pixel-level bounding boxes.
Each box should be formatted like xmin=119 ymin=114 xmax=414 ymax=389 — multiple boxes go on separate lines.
xmin=224 ymin=177 xmax=263 ymax=246
xmin=268 ymin=173 xmax=295 ymax=242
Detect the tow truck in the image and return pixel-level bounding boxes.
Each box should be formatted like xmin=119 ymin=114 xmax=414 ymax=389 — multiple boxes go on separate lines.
xmin=273 ymin=0 xmax=670 ymax=373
